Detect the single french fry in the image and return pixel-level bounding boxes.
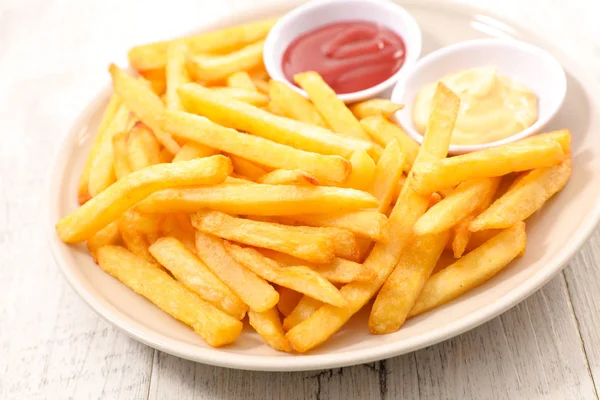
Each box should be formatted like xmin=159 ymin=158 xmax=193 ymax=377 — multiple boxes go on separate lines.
xmin=258 ymin=169 xmax=319 ymax=186
xmin=283 ymin=296 xmax=323 ymax=331
xmin=56 ymin=155 xmax=231 ymax=243
xmin=86 ymin=221 xmax=121 ymax=261
xmin=521 ymin=129 xmax=571 ymax=153
xmin=360 ymin=116 xmax=419 ymax=172
xmin=349 ymin=99 xmax=403 ymax=119
xmin=225 ymin=243 xmax=347 ymax=307
xmin=268 ymin=80 xmax=327 ymax=127
xmin=165 ymin=43 xmax=190 ymax=111
xmin=470 ymin=157 xmax=571 ymax=231
xmin=369 ymin=230 xmax=450 ymax=333
xmin=253 ymin=79 xmax=270 ymax=95
xmin=413 ymin=177 xmax=501 ymax=235
xmin=126 ymin=122 xmax=161 ymax=171
xmin=79 ymin=94 xmax=122 ymax=204
xmin=187 ymin=40 xmax=264 ymax=83
xmin=177 ymin=83 xmax=375 ymax=158
xmin=288 ymin=225 xmax=360 ymax=262
xmin=149 ymin=237 xmax=247 ymax=319
xmin=285 ymin=83 xmax=460 ymax=352
xmin=97 ymin=246 xmax=242 ymax=347
xmin=248 ymin=308 xmax=292 ymax=352
xmin=294 ymin=72 xmax=370 ymax=141
xmin=172 ymin=142 xmax=218 ymax=162
xmin=137 ymin=183 xmax=379 ymax=215
xmin=227 ymin=71 xmax=258 ymax=91
xmin=118 ymin=217 xmax=155 ymax=263
xmin=411 ymin=140 xmax=566 ymax=194
xmin=371 ymin=139 xmax=405 ymax=212
xmin=229 ymin=154 xmax=268 ymax=181
xmin=409 ymin=222 xmax=527 ymax=317
xmin=288 ymin=210 xmax=388 ymax=242
xmin=112 ymin=132 xmax=132 ymax=180
xmin=343 ymin=150 xmax=376 ymax=191
xmin=277 ymin=286 xmax=303 ymax=317
xmin=211 ymin=87 xmax=269 ymax=106
xmin=165 ymin=110 xmax=351 ymax=183
xmin=109 ymin=64 xmax=180 ymax=153
xmin=191 ymin=210 xmax=335 ymax=264
xmin=88 ymin=104 xmax=131 ymax=197
xmin=194 ymin=231 xmax=279 ymax=312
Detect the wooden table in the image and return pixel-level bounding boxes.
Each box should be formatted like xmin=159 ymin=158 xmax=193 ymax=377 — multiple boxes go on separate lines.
xmin=1 ymin=0 xmax=599 ymax=398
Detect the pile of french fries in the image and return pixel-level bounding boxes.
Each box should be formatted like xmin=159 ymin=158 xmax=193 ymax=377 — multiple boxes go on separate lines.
xmin=56 ymin=18 xmax=572 ymax=353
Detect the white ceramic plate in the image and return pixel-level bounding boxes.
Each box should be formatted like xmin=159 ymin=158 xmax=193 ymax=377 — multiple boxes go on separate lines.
xmin=47 ymin=0 xmax=600 ymax=371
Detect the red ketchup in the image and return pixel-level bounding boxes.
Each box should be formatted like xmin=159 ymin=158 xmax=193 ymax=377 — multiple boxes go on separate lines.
xmin=282 ymin=21 xmax=406 ymax=94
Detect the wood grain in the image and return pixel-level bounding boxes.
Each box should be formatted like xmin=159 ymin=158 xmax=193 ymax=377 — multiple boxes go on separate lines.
xmin=1 ymin=0 xmax=600 ymax=399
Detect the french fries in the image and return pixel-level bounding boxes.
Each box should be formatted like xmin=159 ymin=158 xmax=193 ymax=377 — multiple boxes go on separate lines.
xmin=165 ymin=43 xmax=190 ymax=111
xmin=258 ymin=169 xmax=319 ymax=186
xmin=283 ymin=296 xmax=323 ymax=331
xmin=118 ymin=218 xmax=155 ymax=263
xmin=276 ymin=286 xmax=303 ymax=317
xmin=86 ymin=221 xmax=120 ymax=261
xmin=212 ymin=87 xmax=270 ymax=106
xmin=177 ymin=83 xmax=375 ymax=158
xmin=56 ymin=155 xmax=231 ymax=242
xmin=112 ymin=132 xmax=132 ymax=180
xmin=349 ymin=99 xmax=403 ymax=119
xmin=97 ymin=246 xmax=243 ymax=347
xmin=172 ymin=143 xmax=218 ymax=162
xmin=294 ymin=72 xmax=370 ymax=141
xmin=126 ymin=122 xmax=161 ymax=171
xmin=227 ymin=71 xmax=258 ymax=91
xmin=371 ymin=139 xmax=405 ymax=211
xmin=268 ymin=80 xmax=327 ymax=127
xmin=248 ymin=308 xmax=292 ymax=352
xmin=360 ymin=116 xmax=419 ymax=172
xmin=409 ymin=222 xmax=527 ymax=316
xmin=343 ymin=150 xmax=376 ymax=191
xmin=229 ymin=154 xmax=268 ymax=181
xmin=165 ymin=110 xmax=351 ymax=183
xmin=288 ymin=210 xmax=388 ymax=242
xmin=194 ymin=231 xmax=279 ymax=312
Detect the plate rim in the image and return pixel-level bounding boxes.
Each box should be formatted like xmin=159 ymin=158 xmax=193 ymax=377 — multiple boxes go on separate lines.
xmin=46 ymin=0 xmax=600 ymax=371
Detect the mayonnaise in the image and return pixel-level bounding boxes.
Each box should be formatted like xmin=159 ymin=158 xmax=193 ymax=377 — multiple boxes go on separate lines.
xmin=413 ymin=67 xmax=538 ymax=145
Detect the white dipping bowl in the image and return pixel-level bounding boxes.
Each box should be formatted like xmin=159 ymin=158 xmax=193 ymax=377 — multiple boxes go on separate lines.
xmin=263 ymin=0 xmax=422 ymax=103
xmin=391 ymin=38 xmax=567 ymax=154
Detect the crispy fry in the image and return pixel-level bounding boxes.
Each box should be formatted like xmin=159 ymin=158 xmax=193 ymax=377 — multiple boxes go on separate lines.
xmin=268 ymin=80 xmax=327 ymax=127
xmin=165 ymin=43 xmax=190 ymax=111
xmin=369 ymin=231 xmax=450 ymax=333
xmin=277 ymin=286 xmax=303 ymax=317
xmin=126 ymin=122 xmax=161 ymax=171
xmin=118 ymin=217 xmax=155 ymax=263
xmin=109 ymin=64 xmax=180 ymax=153
xmin=283 ymin=296 xmax=323 ymax=331
xmin=288 ymin=210 xmax=388 ymax=242
xmin=194 ymin=232 xmax=279 ymax=312
xmin=172 ymin=143 xmax=218 ymax=162
xmin=212 ymin=87 xmax=269 ymax=106
xmin=149 ymin=237 xmax=247 ymax=319
xmin=285 ymin=83 xmax=459 ymax=352
xmin=294 ymin=72 xmax=370 ymax=141
xmin=97 ymin=246 xmax=243 ymax=347
xmin=521 ymin=129 xmax=571 ymax=153
xmin=371 ymin=139 xmax=405 ymax=211
xmin=409 ymin=223 xmax=527 ymax=316
xmin=191 ymin=210 xmax=336 ymax=264
xmin=86 ymin=221 xmax=121 ymax=261
xmin=121 ymin=209 xmax=162 ymax=235
xmin=56 ymin=155 xmax=231 ymax=243
xmin=224 ymin=243 xmax=347 ymax=307
xmin=112 ymin=132 xmax=132 ymax=180
xmin=360 ymin=116 xmax=419 ymax=172
xmin=187 ymin=41 xmax=265 ymax=83
xmin=470 ymin=157 xmax=571 ymax=231
xmin=165 ymin=110 xmax=351 ymax=183
xmin=137 ymin=183 xmax=379 ymax=215
xmin=258 ymin=169 xmax=319 ymax=186
xmin=349 ymin=99 xmax=403 ymax=119
xmin=79 ymin=94 xmax=122 ymax=204
xmin=177 ymin=83 xmax=375 ymax=158
xmin=288 ymin=225 xmax=360 ymax=262
xmin=411 ymin=140 xmax=566 ymax=194
xmin=414 ymin=177 xmax=501 ymax=235
xmin=466 ymin=229 xmax=503 ymax=252
xmin=248 ymin=308 xmax=292 ymax=352
xmin=227 ymin=71 xmax=257 ymax=91
xmin=343 ymin=150 xmax=376 ymax=191
xmin=229 ymin=154 xmax=268 ymax=181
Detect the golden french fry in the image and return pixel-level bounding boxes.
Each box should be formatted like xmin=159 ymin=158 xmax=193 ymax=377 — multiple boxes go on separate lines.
xmin=521 ymin=129 xmax=571 ymax=153
xmin=165 ymin=110 xmax=351 ymax=183
xmin=177 ymin=83 xmax=375 ymax=158
xmin=194 ymin=231 xmax=279 ymax=312
xmin=86 ymin=221 xmax=121 ymax=261
xmin=470 ymin=157 xmax=571 ymax=231
xmin=288 ymin=225 xmax=360 ymax=262
xmin=121 ymin=209 xmax=162 ymax=235
xmin=258 ymin=169 xmax=319 ymax=186
xmin=349 ymin=99 xmax=403 ymax=119
xmin=149 ymin=237 xmax=247 ymax=319
xmin=97 ymin=246 xmax=243 ymax=347
xmin=277 ymin=286 xmax=303 ymax=317
xmin=172 ymin=143 xmax=218 ymax=162
xmin=409 ymin=222 xmax=527 ymax=316
xmin=288 ymin=210 xmax=388 ymax=242
xmin=360 ymin=116 xmax=419 ymax=172
xmin=343 ymin=150 xmax=376 ymax=191
xmin=211 ymin=87 xmax=269 ymax=106
xmin=248 ymin=307 xmax=292 ymax=352
xmin=126 ymin=122 xmax=161 ymax=171
xmin=137 ymin=183 xmax=379 ymax=215
xmin=285 ymin=83 xmax=459 ymax=352
xmin=56 ymin=155 xmax=231 ymax=243
xmin=109 ymin=64 xmax=180 ymax=153
xmin=187 ymin=41 xmax=265 ymax=83
xmin=294 ymin=72 xmax=370 ymax=141
xmin=413 ymin=177 xmax=501 ymax=235
xmin=191 ymin=210 xmax=335 ymax=264
xmin=283 ymin=296 xmax=323 ymax=331
xmin=268 ymin=80 xmax=327 ymax=127
xmin=160 ymin=215 xmax=196 ymax=252
xmin=227 ymin=71 xmax=258 ymax=91
xmin=411 ymin=140 xmax=566 ymax=194
xmin=165 ymin=43 xmax=190 ymax=111
xmin=466 ymin=228 xmax=503 ymax=252
xmin=229 ymin=154 xmax=268 ymax=181
xmin=88 ymin=104 xmax=130 ymax=197
xmin=369 ymin=231 xmax=450 ymax=334
xmin=391 ymin=174 xmax=407 ymax=204
xmin=112 ymin=132 xmax=132 ymax=180
xmin=371 ymin=139 xmax=405 ymax=211
xmin=224 ymin=243 xmax=347 ymax=307
xmin=79 ymin=94 xmax=122 ymax=204
xmin=118 ymin=217 xmax=155 ymax=263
